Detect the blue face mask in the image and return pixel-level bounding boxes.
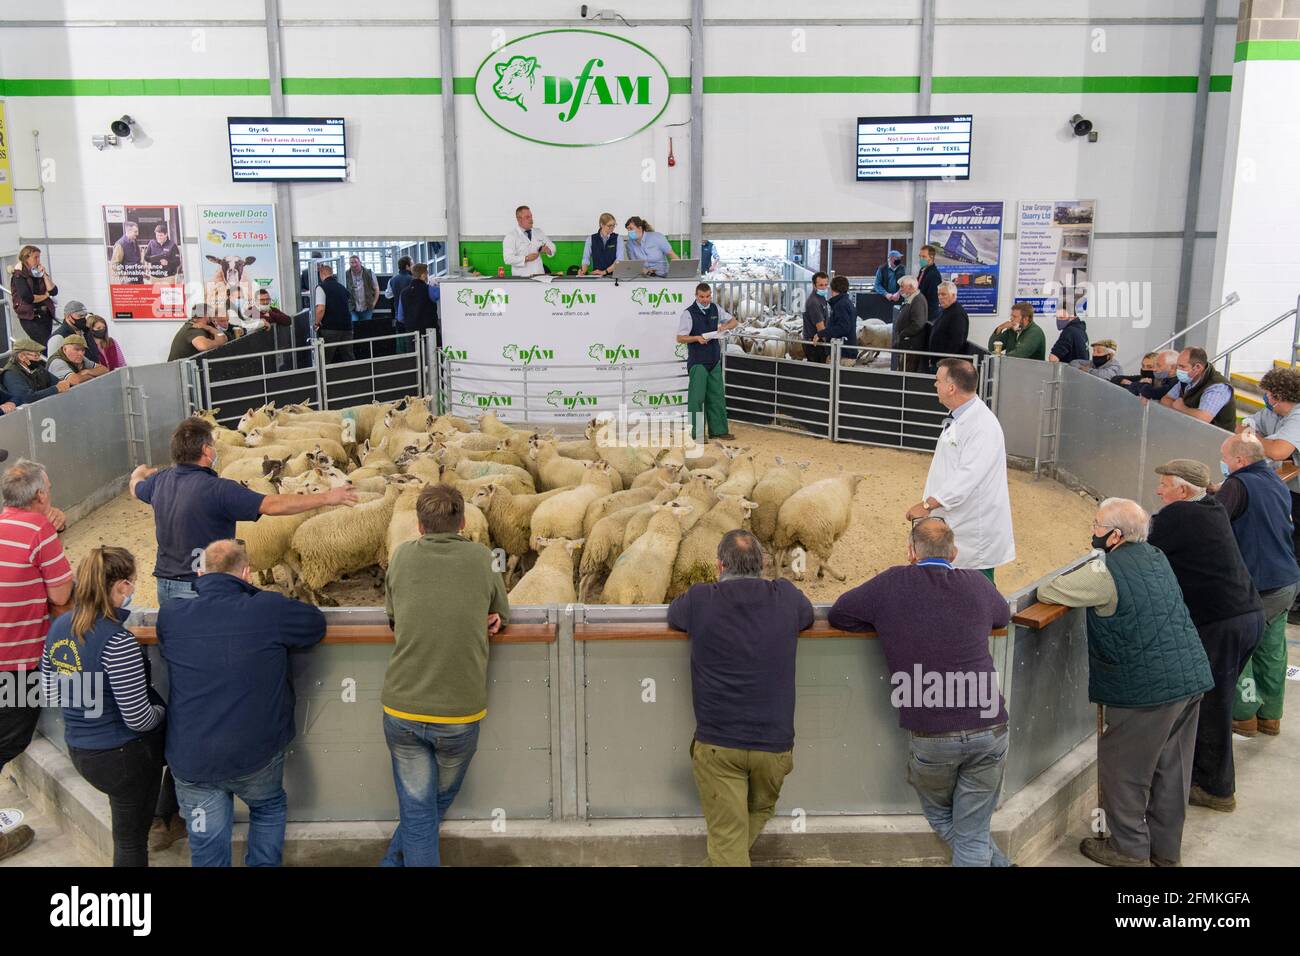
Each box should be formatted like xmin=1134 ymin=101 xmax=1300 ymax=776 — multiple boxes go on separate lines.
xmin=1264 ymin=395 xmax=1275 ymax=412
xmin=627 ymin=229 xmax=639 ymax=241
xmin=1220 ymin=461 xmax=1231 ymax=477
xmin=816 ymin=288 xmax=829 ymax=299
xmin=1175 ymin=369 xmax=1192 ymax=385
xmin=121 ymin=591 xmax=134 ymax=609
xmin=1056 ymin=317 xmax=1070 ymax=330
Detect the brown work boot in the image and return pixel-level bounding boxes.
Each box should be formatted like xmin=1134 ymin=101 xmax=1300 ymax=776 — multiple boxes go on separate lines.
xmin=0 ymin=824 xmax=35 ymax=862
xmin=1258 ymin=718 xmax=1281 ymax=736
xmin=1189 ymin=784 xmax=1236 ymax=812
xmin=1079 ymin=837 xmax=1151 ymax=867
xmin=1232 ymin=717 xmax=1258 ymax=737
xmin=148 ymin=814 xmax=188 ymax=852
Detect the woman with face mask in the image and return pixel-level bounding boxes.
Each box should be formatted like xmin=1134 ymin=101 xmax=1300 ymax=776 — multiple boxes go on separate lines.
xmin=8 ymin=245 xmax=59 ymax=344
xmin=41 ymin=547 xmax=167 ymax=867
xmin=88 ymin=315 xmax=129 ymax=371
xmin=622 ymin=216 xmax=679 ymax=276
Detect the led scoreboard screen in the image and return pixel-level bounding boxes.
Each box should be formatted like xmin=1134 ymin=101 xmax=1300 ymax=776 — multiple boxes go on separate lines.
xmin=227 ymin=117 xmax=347 ymax=182
xmin=855 ymin=115 xmax=973 ymax=182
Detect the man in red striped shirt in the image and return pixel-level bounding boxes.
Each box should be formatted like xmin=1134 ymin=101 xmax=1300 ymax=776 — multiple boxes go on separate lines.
xmin=0 ymin=458 xmax=72 ymax=862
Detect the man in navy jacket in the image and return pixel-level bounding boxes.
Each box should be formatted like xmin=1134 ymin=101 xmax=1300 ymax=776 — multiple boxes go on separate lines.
xmin=157 ymin=539 xmax=325 ymax=867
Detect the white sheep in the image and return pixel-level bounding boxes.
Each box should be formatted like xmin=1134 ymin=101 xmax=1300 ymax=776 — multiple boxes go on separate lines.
xmin=247 ymin=432 xmax=349 ymax=466
xmin=600 ymin=501 xmax=694 ymax=605
xmin=772 ymin=472 xmax=863 ymax=581
xmin=750 ymin=455 xmax=811 ymax=543
xmin=667 ymin=494 xmax=759 ymax=598
xmin=216 ymin=442 xmax=294 ymax=471
xmin=582 ymin=483 xmax=665 ymax=537
xmin=577 ymin=484 xmax=682 ymax=601
xmin=621 ymin=474 xmax=717 ymax=550
xmin=529 ymin=462 xmax=617 ymax=548
xmin=397 ymin=451 xmax=442 ymax=486
xmin=508 ymin=537 xmax=584 ymax=606
xmin=284 ymin=485 xmax=401 ymax=604
xmin=468 ymin=482 xmax=573 ymax=584
xmin=530 ymin=439 xmax=590 ymax=490
xmin=236 ymin=402 xmax=277 ymax=434
xmin=714 ymin=449 xmax=757 ymax=498
xmin=249 ymin=421 xmax=345 ymax=445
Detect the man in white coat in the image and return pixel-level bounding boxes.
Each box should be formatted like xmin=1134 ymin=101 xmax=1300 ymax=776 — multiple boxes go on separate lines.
xmin=905 ymin=358 xmax=1015 ymax=582
xmin=503 ymin=205 xmax=556 ymax=277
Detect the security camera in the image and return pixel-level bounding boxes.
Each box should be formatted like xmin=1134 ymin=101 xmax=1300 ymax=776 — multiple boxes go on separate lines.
xmin=580 ymin=3 xmax=589 ymax=15
xmin=1069 ymin=114 xmax=1098 ymax=142
xmin=110 ymin=115 xmax=136 ymax=139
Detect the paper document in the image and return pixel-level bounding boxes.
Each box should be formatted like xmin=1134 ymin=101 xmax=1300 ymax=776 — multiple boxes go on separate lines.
xmin=531 ymin=274 xmax=554 ymax=283
xmin=701 ymin=330 xmax=721 ymax=340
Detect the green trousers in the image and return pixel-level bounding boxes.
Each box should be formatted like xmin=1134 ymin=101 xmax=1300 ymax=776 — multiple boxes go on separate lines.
xmin=1234 ymin=607 xmax=1288 ymax=721
xmin=980 ymin=568 xmax=996 ymax=584
xmin=687 ymin=362 xmax=729 ymax=440
xmin=691 ymin=739 xmax=793 ymax=867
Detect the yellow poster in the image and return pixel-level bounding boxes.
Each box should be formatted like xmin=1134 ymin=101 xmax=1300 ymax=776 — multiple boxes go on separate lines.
xmin=0 ymin=100 xmax=14 ymax=223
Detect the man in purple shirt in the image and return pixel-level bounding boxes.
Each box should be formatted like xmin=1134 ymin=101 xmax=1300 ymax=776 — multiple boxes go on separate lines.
xmin=829 ymin=517 xmax=1012 ymax=866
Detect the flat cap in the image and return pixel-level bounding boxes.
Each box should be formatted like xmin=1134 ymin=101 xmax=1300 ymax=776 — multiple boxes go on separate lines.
xmin=11 ymin=337 xmax=45 ymax=354
xmin=60 ymin=334 xmax=87 ymax=348
xmin=62 ymin=300 xmax=88 ymax=316
xmin=1155 ymin=458 xmax=1212 ymax=488
xmin=1094 ymin=339 xmax=1118 ymax=352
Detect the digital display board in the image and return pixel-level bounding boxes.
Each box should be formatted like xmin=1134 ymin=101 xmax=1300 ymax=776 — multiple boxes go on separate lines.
xmin=855 ymin=115 xmax=973 ymax=181
xmin=227 ymin=117 xmax=347 ymax=182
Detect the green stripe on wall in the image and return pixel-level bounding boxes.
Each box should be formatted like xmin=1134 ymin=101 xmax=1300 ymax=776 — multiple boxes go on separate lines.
xmin=0 ymin=75 xmax=1235 ymax=97
xmin=1234 ymin=39 xmax=1300 ymax=61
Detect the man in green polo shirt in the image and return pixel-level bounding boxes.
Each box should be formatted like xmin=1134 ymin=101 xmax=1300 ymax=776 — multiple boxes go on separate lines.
xmin=987 ymin=301 xmax=1046 ymax=360
xmin=380 ymin=483 xmax=509 ymax=867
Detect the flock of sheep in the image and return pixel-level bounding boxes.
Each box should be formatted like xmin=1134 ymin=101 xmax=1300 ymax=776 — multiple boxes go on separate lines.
xmin=200 ymin=399 xmax=865 ymax=607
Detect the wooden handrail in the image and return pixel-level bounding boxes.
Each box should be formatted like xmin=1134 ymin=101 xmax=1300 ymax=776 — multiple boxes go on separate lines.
xmin=576 ymin=622 xmax=1010 ymax=641
xmin=129 ymin=623 xmax=555 ymax=645
xmin=1011 ymin=603 xmax=1071 ymax=630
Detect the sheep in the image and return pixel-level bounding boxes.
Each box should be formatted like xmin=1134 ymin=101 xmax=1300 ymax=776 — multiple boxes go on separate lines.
xmin=236 ymin=402 xmax=277 ymax=434
xmin=582 ymin=483 xmax=665 ymax=537
xmin=750 ymin=455 xmax=811 ymax=543
xmin=596 ymin=443 xmax=655 ymax=489
xmin=529 ymin=461 xmax=617 ymax=548
xmin=621 ymin=474 xmax=717 ymax=550
xmin=508 ymin=537 xmax=584 ymax=606
xmin=246 ymin=432 xmax=349 ymax=466
xmin=359 ymin=440 xmax=398 ymax=470
xmin=393 ymin=395 xmax=434 ymax=431
xmin=241 ymin=476 xmax=278 ymax=496
xmin=346 ymin=461 xmax=398 ymax=481
xmin=576 ymin=483 xmax=682 ymax=601
xmin=234 ymin=468 xmax=343 ymax=586
xmin=772 ymin=472 xmax=863 ymax=581
xmin=284 ymin=485 xmax=401 ymax=604
xmin=216 ymin=442 xmax=294 ymax=470
xmin=436 ymin=442 xmax=527 ymax=469
xmin=468 ymin=482 xmax=573 ymax=584
xmin=442 ymin=451 xmax=533 ymax=488
xmin=630 ymin=461 xmax=684 ymax=490
xmin=667 ymin=494 xmax=759 ymax=598
xmin=331 ymin=401 xmax=398 ymax=443
xmin=430 ymin=414 xmax=472 ymax=433
xmin=218 ymin=454 xmax=287 ymax=485
xmin=448 ymin=471 xmax=535 ymax=497
xmin=378 ymin=423 xmax=435 ymax=460
xmin=446 ymin=431 xmax=510 ymax=452
xmin=714 ymin=449 xmax=758 ymax=498
xmin=530 ymin=439 xmax=590 ymax=490
xmin=249 ymin=421 xmax=345 ymax=445
xmin=396 ymin=450 xmax=442 ymax=487
xmin=600 ymin=501 xmax=694 ymax=605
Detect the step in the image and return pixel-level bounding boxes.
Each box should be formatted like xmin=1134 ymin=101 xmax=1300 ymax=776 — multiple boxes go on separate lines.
xmin=1237 ymin=391 xmax=1264 ymax=412
xmin=1230 ymin=371 xmax=1263 ymax=390
xmin=1272 ymin=359 xmax=1299 ymax=370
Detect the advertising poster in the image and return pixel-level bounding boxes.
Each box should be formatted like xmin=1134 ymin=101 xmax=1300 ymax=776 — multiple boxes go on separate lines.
xmin=102 ymin=204 xmax=186 ymax=319
xmin=1014 ymin=200 xmax=1096 ymax=318
xmin=197 ymin=204 xmax=279 ymax=315
xmin=925 ymin=201 xmax=1003 ymax=315
xmin=0 ymin=101 xmax=14 ymax=224
xmin=441 ymin=279 xmax=692 ymax=423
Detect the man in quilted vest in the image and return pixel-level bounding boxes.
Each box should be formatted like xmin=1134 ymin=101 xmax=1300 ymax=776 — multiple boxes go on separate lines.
xmin=1039 ymin=498 xmax=1213 ymax=867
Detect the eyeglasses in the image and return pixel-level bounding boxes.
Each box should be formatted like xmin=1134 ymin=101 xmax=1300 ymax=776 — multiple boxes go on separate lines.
xmin=911 ymin=515 xmax=948 ymax=527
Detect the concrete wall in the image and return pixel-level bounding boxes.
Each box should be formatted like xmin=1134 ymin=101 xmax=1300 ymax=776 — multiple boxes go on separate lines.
xmin=0 ymin=1 xmax=1242 ymax=366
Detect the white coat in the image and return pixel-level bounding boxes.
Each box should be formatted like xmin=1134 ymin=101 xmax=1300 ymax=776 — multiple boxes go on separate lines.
xmin=922 ymin=397 xmax=1016 ymax=570
xmin=502 ymin=224 xmax=556 ymax=277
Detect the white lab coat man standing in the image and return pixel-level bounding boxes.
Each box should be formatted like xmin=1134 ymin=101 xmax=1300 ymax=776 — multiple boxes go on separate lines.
xmin=503 ymin=205 xmax=555 ymax=277
xmin=906 ymin=358 xmax=1015 ymax=581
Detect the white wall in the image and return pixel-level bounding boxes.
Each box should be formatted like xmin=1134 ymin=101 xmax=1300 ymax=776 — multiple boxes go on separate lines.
xmin=0 ymin=2 xmax=1239 ymax=365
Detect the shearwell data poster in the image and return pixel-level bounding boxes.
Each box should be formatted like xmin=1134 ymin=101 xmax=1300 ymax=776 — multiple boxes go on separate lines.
xmin=102 ymin=204 xmax=187 ymax=320
xmin=926 ymin=201 xmax=1003 ymax=315
xmin=197 ymin=204 xmax=280 ymax=314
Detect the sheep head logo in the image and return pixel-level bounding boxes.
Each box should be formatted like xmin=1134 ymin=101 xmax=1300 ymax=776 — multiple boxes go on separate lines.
xmin=630 ymin=287 xmax=647 ymax=304
xmin=546 ymin=389 xmax=563 ymax=407
xmin=674 ymin=342 xmax=688 ymax=359
xmin=544 ymin=288 xmax=562 ymax=305
xmin=456 ymin=288 xmax=474 ymax=305
xmin=588 ymin=342 xmax=606 ymax=361
xmin=493 ymin=56 xmax=539 ymax=111
xmin=501 ymin=344 xmax=519 ymax=361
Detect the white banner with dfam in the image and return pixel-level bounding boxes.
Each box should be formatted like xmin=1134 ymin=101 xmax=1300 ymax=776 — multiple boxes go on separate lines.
xmin=439 ymin=279 xmax=695 ymax=424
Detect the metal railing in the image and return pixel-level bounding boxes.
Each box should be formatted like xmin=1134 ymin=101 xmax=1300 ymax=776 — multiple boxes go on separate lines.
xmin=1214 ymin=294 xmax=1300 ymax=379
xmin=198 ymin=341 xmax=322 ymax=426
xmin=318 ymin=331 xmax=425 ymax=411
xmin=711 ymin=278 xmax=815 ymax=315
xmin=1145 ymin=291 xmax=1239 ymax=360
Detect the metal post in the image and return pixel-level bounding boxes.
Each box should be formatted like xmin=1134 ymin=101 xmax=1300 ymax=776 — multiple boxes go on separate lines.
xmin=1174 ymin=0 xmax=1217 ymax=342
xmin=688 ymin=0 xmax=704 ymax=261
xmin=521 ymin=363 xmax=529 ymax=425
xmin=910 ymin=0 xmax=936 ymax=261
xmin=264 ymin=0 xmax=296 ymax=310
xmin=620 ymin=363 xmax=628 ymax=408
xmin=201 ymin=359 xmax=214 ymax=414
xmin=32 ymin=132 xmax=52 ymax=270
xmin=439 ymin=0 xmax=462 ymax=268
xmin=315 ymin=338 xmax=327 ymax=410
xmin=556 ymin=605 xmax=579 ymax=820
xmin=830 ymin=340 xmax=841 ymax=442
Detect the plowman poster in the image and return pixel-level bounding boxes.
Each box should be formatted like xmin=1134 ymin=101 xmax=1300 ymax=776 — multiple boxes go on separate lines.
xmin=926 ymin=201 xmax=1004 ymax=315
xmin=1014 ymin=199 xmax=1096 ymax=318
xmin=102 ymin=203 xmax=187 ymax=319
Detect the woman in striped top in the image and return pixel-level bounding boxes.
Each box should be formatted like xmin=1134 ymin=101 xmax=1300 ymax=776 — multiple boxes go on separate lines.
xmin=42 ymin=547 xmax=165 ymax=867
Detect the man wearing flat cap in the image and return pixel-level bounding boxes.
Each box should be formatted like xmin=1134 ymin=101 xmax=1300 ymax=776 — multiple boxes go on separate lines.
xmin=1072 ymin=339 xmax=1124 ymax=382
xmin=1149 ymin=458 xmax=1264 ymax=813
xmin=47 ymin=334 xmax=108 ymax=386
xmin=2 ymin=338 xmax=71 ymax=403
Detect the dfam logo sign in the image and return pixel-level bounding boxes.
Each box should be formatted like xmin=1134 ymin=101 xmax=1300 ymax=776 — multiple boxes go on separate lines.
xmin=501 ymin=344 xmax=555 ymax=365
xmin=632 ymin=389 xmax=684 ymax=407
xmin=455 ymin=287 xmax=509 ymax=314
xmin=459 ymin=390 xmax=513 ymax=408
xmin=588 ymin=342 xmax=641 ymax=365
xmin=544 ymin=287 xmax=597 ymax=310
xmin=547 ymin=389 xmax=598 ymax=409
xmin=630 ymin=286 xmax=684 ymax=312
xmin=440 ymin=346 xmax=468 ymax=360
xmin=474 ymin=29 xmax=672 ymax=147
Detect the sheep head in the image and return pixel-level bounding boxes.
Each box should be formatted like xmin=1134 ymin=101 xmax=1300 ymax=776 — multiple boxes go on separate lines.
xmin=245 ymin=428 xmax=271 ymax=447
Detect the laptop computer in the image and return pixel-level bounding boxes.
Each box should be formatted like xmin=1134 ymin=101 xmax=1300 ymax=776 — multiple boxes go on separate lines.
xmin=667 ymin=258 xmax=700 ymax=278
xmin=610 ymin=260 xmax=645 ymax=279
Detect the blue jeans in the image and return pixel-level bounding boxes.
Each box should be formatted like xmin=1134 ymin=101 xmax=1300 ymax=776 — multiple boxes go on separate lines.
xmin=155 ymin=577 xmax=196 ymax=602
xmin=173 ymin=749 xmax=288 ymax=867
xmin=381 ymin=713 xmax=480 ymax=867
xmin=907 ymin=725 xmax=1012 ymax=867
xmin=351 ymin=309 xmax=373 ymax=324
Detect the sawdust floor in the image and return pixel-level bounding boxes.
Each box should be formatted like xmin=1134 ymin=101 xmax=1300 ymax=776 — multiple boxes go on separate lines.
xmin=60 ymin=422 xmax=1096 ymax=608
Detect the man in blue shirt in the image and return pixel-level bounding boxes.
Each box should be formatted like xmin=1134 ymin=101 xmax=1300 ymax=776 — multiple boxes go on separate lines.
xmin=157 ymin=538 xmax=326 ymax=867
xmin=130 ymin=417 xmax=356 ymax=602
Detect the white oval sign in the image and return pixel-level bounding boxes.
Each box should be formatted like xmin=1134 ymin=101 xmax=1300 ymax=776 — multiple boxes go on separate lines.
xmin=473 ymin=29 xmax=673 ymax=148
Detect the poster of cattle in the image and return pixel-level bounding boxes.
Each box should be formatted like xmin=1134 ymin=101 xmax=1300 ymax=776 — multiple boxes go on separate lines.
xmin=196 ymin=203 xmax=280 ymax=320
xmin=101 ymin=203 xmax=187 ymax=319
